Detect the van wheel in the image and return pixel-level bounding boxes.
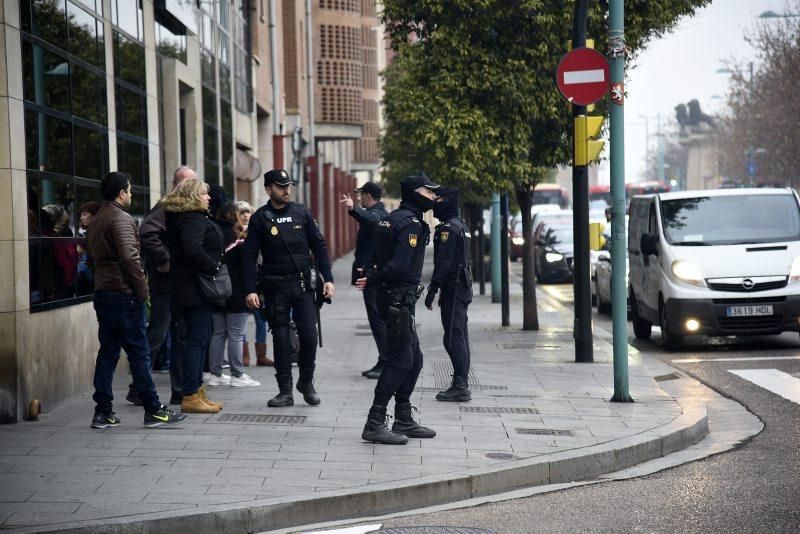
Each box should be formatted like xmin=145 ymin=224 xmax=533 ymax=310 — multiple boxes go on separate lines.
xmin=597 ymin=282 xmax=611 ymax=315
xmin=660 ymin=300 xmax=684 ymax=351
xmin=631 ymin=290 xmax=652 ymax=339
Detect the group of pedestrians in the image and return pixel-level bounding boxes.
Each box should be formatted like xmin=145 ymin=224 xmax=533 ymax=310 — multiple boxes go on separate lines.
xmin=84 ymin=165 xmax=473 ymax=445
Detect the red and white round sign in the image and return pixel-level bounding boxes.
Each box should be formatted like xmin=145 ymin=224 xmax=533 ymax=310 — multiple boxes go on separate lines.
xmin=555 ymin=48 xmax=610 ymax=106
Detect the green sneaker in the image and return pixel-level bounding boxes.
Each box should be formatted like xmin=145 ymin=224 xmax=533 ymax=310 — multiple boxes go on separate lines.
xmin=144 ymin=405 xmax=188 ymax=427
xmin=91 ymin=412 xmax=121 ymax=429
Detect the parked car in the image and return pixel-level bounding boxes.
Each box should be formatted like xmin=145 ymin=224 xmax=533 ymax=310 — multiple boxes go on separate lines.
xmin=510 ymin=219 xmax=524 ymax=261
xmin=628 ymin=188 xmax=800 ymax=349
xmin=535 ymin=224 xmax=574 ymax=283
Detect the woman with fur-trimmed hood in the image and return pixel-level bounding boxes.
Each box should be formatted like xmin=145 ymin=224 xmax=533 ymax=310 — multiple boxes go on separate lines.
xmin=163 ymin=178 xmax=225 ymax=414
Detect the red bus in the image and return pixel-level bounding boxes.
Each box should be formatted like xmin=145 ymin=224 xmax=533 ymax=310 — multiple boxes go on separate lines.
xmin=589 ymin=185 xmax=611 ymax=206
xmin=532 ymin=183 xmax=570 ymax=209
xmin=625 ymin=180 xmax=670 ymax=199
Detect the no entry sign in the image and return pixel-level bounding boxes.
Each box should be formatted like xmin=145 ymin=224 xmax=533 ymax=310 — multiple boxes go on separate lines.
xmin=556 ymin=47 xmax=610 ymax=106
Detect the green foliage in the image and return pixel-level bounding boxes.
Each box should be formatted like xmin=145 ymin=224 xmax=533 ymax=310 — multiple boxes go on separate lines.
xmin=380 ymin=0 xmax=712 ymax=201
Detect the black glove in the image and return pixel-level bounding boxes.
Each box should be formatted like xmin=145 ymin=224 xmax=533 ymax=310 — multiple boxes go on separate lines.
xmin=424 ymin=290 xmax=436 ymax=308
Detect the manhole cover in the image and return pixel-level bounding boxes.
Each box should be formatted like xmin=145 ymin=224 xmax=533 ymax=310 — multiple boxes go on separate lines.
xmin=211 ymin=414 xmax=306 ymax=424
xmin=654 ymin=372 xmax=681 ymax=382
xmin=369 ymin=527 xmax=497 ymax=533
xmin=482 ymin=452 xmax=518 ymax=461
xmin=460 ymin=407 xmax=540 ymax=414
xmin=516 ymin=428 xmax=575 ymax=436
xmin=478 ymin=385 xmax=508 ymax=391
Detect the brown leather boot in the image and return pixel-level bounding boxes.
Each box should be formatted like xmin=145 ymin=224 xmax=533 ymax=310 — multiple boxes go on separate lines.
xmin=198 ymin=385 xmax=224 ymax=410
xmin=242 ymin=342 xmax=251 ymax=367
xmin=181 ymin=393 xmax=218 ymax=414
xmin=256 ymin=342 xmax=274 ymax=366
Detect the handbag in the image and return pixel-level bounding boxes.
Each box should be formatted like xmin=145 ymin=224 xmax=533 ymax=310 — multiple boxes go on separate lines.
xmin=196 ymin=263 xmax=233 ymax=304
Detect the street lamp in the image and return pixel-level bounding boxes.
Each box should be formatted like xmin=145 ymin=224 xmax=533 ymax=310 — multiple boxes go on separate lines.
xmin=758 ymin=10 xmax=800 ymax=18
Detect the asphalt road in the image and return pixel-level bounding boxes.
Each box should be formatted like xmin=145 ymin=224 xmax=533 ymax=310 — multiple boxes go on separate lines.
xmin=365 ymin=285 xmax=800 ymax=534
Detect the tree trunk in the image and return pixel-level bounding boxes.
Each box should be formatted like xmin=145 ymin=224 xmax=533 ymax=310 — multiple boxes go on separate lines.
xmin=516 ymin=187 xmax=539 ymax=330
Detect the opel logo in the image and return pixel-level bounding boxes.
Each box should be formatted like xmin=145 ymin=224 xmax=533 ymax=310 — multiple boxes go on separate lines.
xmin=741 ymin=278 xmax=755 ymax=290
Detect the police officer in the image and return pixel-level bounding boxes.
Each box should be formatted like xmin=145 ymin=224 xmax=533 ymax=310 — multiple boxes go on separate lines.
xmin=340 ymin=182 xmax=389 ymax=379
xmin=424 ymin=187 xmax=473 ymax=402
xmin=243 ymin=169 xmax=335 ymax=407
xmin=356 ymin=174 xmax=439 ymax=445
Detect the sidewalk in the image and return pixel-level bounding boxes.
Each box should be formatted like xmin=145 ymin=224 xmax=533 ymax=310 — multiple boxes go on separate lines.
xmin=0 ymin=253 xmax=707 ymax=532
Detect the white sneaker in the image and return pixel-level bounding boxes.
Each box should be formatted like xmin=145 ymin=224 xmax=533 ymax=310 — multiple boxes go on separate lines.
xmin=208 ymin=374 xmax=231 ymax=387
xmin=230 ymin=374 xmax=261 ymax=388
xmin=202 ymin=372 xmax=211 ymax=382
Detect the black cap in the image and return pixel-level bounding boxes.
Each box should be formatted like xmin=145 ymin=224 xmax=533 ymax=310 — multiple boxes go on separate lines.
xmin=400 ymin=173 xmax=440 ymax=192
xmin=264 ymin=169 xmax=295 ymax=186
xmin=355 ymin=182 xmax=383 ymax=198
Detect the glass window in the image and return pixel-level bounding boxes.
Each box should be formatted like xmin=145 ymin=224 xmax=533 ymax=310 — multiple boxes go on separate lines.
xmin=22 ymin=41 xmax=71 ymax=114
xmin=204 ymin=160 xmax=219 ymax=186
xmin=113 ymin=0 xmax=141 ymax=40
xmin=39 ymin=176 xmax=76 ymax=237
xmin=115 ymin=83 xmax=147 ymax=138
xmin=156 ymin=21 xmax=187 ymax=63
xmin=26 ymin=0 xmax=69 ymax=51
xmin=219 ymin=99 xmax=231 ymax=134
xmin=203 ymin=123 xmax=218 ymax=163
xmin=117 ymin=137 xmax=149 ymax=187
xmin=67 ymin=1 xmax=104 ymax=69
xmin=202 ymin=86 xmax=217 ymax=121
xmin=218 ymin=64 xmax=231 ymax=99
xmin=73 ymin=124 xmax=107 ymax=179
xmin=25 ymin=110 xmax=74 ymax=176
xmin=114 ymin=31 xmax=145 ymax=89
xmin=201 ymin=50 xmax=216 ymax=86
xmin=71 ymin=64 xmax=105 ymax=125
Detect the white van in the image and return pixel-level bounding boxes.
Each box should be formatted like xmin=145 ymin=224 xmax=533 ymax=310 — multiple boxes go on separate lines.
xmin=628 ymin=188 xmax=800 ymax=349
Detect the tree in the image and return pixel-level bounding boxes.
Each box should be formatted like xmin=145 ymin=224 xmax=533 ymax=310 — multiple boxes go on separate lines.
xmin=717 ymin=5 xmax=800 ymax=187
xmin=380 ymin=0 xmax=711 ymax=330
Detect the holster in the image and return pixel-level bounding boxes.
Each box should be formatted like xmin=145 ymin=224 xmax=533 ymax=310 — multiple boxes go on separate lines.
xmin=387 ymin=305 xmax=412 ymax=337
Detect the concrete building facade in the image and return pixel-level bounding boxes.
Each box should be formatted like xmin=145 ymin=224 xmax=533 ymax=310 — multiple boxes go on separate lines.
xmin=0 ymin=0 xmax=383 ymax=422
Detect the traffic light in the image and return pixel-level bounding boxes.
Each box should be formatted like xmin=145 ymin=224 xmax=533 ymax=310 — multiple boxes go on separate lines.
xmin=574 ymin=115 xmax=605 ymax=166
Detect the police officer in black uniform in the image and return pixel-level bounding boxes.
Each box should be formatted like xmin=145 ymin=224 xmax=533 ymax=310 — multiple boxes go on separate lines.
xmin=424 ymin=187 xmax=473 ymax=402
xmin=356 ymin=174 xmax=439 ymax=445
xmin=243 ymin=169 xmax=335 ymax=408
xmin=340 ymin=182 xmax=389 ymax=379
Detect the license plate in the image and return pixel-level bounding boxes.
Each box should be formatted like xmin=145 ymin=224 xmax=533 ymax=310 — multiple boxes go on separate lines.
xmin=726 ymin=305 xmax=773 ymax=317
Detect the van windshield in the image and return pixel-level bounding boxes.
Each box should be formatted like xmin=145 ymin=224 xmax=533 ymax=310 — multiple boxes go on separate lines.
xmin=660 ymin=194 xmax=800 ymax=246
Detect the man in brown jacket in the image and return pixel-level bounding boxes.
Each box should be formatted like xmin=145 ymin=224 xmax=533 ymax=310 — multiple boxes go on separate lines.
xmin=86 ymin=172 xmax=187 ymax=429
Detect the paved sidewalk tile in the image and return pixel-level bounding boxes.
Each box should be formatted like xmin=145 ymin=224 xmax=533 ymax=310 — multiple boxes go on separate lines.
xmin=0 ymin=252 xmax=691 ymax=529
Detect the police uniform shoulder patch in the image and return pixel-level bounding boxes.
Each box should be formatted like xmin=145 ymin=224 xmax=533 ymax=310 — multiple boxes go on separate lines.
xmin=441 ymin=231 xmax=449 ymax=242
xmin=408 ymin=234 xmax=418 ymax=247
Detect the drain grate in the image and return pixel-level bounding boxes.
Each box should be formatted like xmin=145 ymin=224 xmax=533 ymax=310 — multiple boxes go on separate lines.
xmin=490 ymin=394 xmax=540 ymax=398
xmin=434 ymin=361 xmax=480 ymax=390
xmin=460 ymin=406 xmax=540 ymax=415
xmin=478 ymin=385 xmax=508 ymax=391
xmin=516 ymin=428 xmax=575 ymax=437
xmin=212 ymin=414 xmax=306 ymax=424
xmin=654 ymin=372 xmax=681 ymax=382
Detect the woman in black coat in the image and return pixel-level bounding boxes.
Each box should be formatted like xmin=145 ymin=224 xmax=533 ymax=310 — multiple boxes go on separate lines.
xmin=207 ymin=202 xmax=261 ymax=388
xmin=163 ymin=178 xmax=225 ymax=413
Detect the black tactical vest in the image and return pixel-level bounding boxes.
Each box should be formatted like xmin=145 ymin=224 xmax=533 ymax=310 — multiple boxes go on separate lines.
xmin=258 ymin=203 xmax=313 ymax=276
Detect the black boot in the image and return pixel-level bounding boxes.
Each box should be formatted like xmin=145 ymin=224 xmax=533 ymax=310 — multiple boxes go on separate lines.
xmin=391 ymin=402 xmax=436 ymax=438
xmin=362 ymin=405 xmax=408 ymax=445
xmin=267 ymin=375 xmax=294 ymax=407
xmin=296 ymin=367 xmax=321 ymax=406
xmin=361 ymin=360 xmax=381 ymax=377
xmin=364 ymin=361 xmax=383 ymax=379
xmin=169 ymin=390 xmax=184 ymax=405
xmin=436 ymin=375 xmax=472 ymax=402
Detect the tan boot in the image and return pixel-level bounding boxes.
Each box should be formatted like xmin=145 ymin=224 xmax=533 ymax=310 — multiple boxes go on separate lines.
xmin=181 ymin=393 xmax=218 ymax=414
xmin=199 ymin=385 xmax=224 ymax=410
xmin=242 ymin=342 xmax=251 ymax=367
xmin=256 ymin=342 xmax=274 ymax=366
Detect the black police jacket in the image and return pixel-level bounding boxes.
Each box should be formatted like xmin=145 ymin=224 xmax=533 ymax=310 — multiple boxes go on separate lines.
xmin=349 ymin=201 xmax=388 ymax=267
xmin=241 ymin=201 xmax=333 ymax=295
xmin=368 ymin=202 xmax=429 ymax=287
xmin=430 ymin=217 xmax=472 ymax=299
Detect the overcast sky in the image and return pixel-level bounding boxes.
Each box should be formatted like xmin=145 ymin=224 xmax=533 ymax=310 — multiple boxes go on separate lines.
xmin=596 ymin=0 xmax=789 ymax=185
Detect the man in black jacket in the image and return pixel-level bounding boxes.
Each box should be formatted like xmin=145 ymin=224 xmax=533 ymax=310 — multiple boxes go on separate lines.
xmin=340 ymin=182 xmax=389 ymax=379
xmin=132 ymin=166 xmax=195 ymax=406
xmin=355 ymin=174 xmax=439 ymax=445
xmin=424 ymin=187 xmax=473 ymax=402
xmin=243 ymin=169 xmax=335 ymax=408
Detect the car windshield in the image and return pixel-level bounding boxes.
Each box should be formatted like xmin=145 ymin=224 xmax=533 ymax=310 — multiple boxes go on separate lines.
xmin=660 ymin=194 xmax=800 ymax=245
xmin=547 ymin=226 xmax=573 ymax=245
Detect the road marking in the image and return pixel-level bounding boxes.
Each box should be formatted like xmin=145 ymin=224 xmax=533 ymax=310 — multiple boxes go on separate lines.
xmin=564 ymin=69 xmax=606 ymax=84
xmin=728 ymin=369 xmax=800 ymax=405
xmin=672 ymin=356 xmax=800 ymax=363
xmin=306 ymin=525 xmax=382 ymax=534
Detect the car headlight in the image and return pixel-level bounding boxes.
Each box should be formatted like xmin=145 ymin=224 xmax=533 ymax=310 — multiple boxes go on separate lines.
xmin=512 ymin=237 xmax=525 ymax=245
xmin=789 ymin=257 xmax=800 ymax=283
xmin=545 ymin=252 xmax=564 ymax=263
xmin=671 ymin=260 xmax=706 ymax=287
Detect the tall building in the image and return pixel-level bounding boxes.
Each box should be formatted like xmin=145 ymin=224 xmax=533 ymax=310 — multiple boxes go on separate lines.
xmin=0 ymin=0 xmax=384 ymax=422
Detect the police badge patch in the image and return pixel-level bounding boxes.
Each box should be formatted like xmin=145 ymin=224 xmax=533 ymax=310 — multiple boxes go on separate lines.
xmin=441 ymin=231 xmax=449 ymax=242
xmin=270 ymin=226 xmax=279 ymax=236
xmin=408 ymin=234 xmax=418 ymax=247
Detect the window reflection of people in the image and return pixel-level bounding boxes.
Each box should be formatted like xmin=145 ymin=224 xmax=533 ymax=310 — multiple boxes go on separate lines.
xmin=77 ymin=201 xmax=101 ymax=295
xmin=41 ymin=204 xmax=78 ymax=300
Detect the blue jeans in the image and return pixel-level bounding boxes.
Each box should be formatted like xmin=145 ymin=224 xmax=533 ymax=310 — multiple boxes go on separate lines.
xmin=92 ymin=291 xmax=161 ymax=414
xmin=253 ymin=309 xmax=268 ymax=344
xmin=183 ymin=306 xmax=214 ymax=395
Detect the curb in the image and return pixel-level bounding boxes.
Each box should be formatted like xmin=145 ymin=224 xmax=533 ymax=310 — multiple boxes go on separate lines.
xmin=28 ymin=400 xmax=708 ymax=534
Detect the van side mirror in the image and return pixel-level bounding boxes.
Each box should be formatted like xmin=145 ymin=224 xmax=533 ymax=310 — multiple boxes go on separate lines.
xmin=641 ymin=233 xmax=659 ymax=257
